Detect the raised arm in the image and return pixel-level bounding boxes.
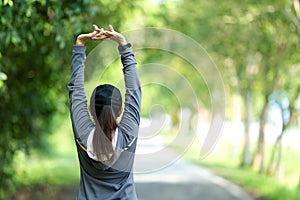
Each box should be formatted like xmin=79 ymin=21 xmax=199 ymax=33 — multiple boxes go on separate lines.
xmin=118 ymin=44 xmax=141 ymax=137
xmin=68 ymin=45 xmax=94 ymax=144
xmin=68 ymin=26 xmax=108 ymax=145
xmin=103 ymin=25 xmax=142 ymax=138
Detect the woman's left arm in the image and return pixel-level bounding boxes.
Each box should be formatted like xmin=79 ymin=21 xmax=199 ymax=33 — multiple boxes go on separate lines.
xmin=68 ymin=45 xmax=95 ymax=145
xmin=68 ymin=26 xmax=107 ymax=145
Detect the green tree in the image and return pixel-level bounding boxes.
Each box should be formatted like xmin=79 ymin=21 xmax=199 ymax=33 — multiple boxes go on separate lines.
xmin=267 ymin=87 xmax=300 ymax=178
xmin=251 ymin=3 xmax=299 ymax=173
xmin=0 ymin=0 xmax=136 ymax=197
xmin=151 ymin=0 xmax=299 ymax=172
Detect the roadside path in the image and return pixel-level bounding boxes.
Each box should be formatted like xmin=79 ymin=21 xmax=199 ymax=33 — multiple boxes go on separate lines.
xmin=134 ymin=137 xmax=254 ymax=200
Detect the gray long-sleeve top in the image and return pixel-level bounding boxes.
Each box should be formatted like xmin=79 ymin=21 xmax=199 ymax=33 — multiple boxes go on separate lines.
xmin=68 ymin=44 xmax=141 ymax=200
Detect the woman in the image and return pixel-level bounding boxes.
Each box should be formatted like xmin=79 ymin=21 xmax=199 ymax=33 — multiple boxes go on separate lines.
xmin=68 ymin=24 xmax=141 ymax=200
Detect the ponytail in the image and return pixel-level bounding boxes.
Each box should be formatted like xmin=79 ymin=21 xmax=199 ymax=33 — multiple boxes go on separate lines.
xmin=90 ymin=84 xmax=122 ymax=164
xmin=93 ymin=105 xmax=118 ymax=163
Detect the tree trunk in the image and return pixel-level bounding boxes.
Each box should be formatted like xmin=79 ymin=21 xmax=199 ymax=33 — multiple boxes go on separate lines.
xmin=267 ymin=137 xmax=278 ymax=176
xmin=253 ymin=96 xmax=269 ymax=173
xmin=267 ymin=106 xmax=284 ymax=175
xmin=267 ymin=133 xmax=283 ymax=176
xmin=275 ymin=139 xmax=284 ymax=179
xmin=240 ymin=92 xmax=252 ymax=167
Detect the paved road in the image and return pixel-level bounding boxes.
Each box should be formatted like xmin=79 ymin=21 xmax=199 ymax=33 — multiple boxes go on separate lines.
xmin=134 ymin=137 xmax=254 ymax=200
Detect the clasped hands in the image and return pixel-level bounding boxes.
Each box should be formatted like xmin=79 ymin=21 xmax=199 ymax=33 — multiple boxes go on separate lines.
xmin=76 ymin=24 xmax=127 ymax=46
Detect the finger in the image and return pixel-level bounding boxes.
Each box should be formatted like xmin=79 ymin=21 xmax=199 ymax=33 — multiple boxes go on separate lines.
xmin=93 ymin=24 xmax=98 ymax=32
xmin=86 ymin=32 xmax=94 ymax=38
xmin=93 ymin=24 xmax=100 ymax=30
xmin=99 ymin=35 xmax=110 ymax=40
xmin=92 ymin=34 xmax=104 ymax=39
xmin=90 ymin=31 xmax=98 ymax=38
xmin=98 ymin=28 xmax=105 ymax=35
xmin=92 ymin=37 xmax=110 ymax=41
xmin=93 ymin=24 xmax=102 ymax=32
xmin=108 ymin=24 xmax=114 ymax=32
xmin=103 ymin=31 xmax=114 ymax=37
xmin=94 ymin=30 xmax=107 ymax=38
xmin=92 ymin=34 xmax=110 ymax=40
xmin=91 ymin=34 xmax=102 ymax=39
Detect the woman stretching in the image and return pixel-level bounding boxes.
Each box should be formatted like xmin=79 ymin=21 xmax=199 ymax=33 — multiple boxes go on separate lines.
xmin=68 ymin=24 xmax=141 ymax=200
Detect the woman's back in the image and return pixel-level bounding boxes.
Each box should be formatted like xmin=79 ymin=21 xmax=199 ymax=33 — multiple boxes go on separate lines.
xmin=68 ymin=25 xmax=141 ymax=200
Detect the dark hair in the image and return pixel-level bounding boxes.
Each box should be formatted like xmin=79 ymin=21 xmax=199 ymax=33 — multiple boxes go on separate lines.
xmin=90 ymin=84 xmax=122 ymax=163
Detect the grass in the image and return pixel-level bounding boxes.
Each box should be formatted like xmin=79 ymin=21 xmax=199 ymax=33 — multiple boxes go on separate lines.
xmin=195 ymin=161 xmax=300 ymax=200
xmin=13 ymin=115 xmax=80 ymax=189
xmin=14 ymin=153 xmax=79 ymax=186
xmin=180 ymin=133 xmax=300 ymax=200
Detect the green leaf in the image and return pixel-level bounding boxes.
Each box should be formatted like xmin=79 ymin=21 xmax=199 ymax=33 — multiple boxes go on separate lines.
xmin=3 ymin=0 xmax=13 ymax=7
xmin=0 ymin=72 xmax=7 ymax=81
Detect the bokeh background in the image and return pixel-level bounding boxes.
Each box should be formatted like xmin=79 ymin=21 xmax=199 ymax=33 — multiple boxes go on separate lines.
xmin=1 ymin=0 xmax=300 ymax=199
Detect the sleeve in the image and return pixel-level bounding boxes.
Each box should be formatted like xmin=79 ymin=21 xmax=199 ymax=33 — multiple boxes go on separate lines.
xmin=118 ymin=44 xmax=142 ymax=138
xmin=68 ymin=46 xmax=95 ymax=146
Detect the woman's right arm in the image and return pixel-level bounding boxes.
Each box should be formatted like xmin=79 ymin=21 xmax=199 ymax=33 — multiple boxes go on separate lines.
xmin=118 ymin=44 xmax=141 ymax=138
xmin=103 ymin=25 xmax=142 ymax=138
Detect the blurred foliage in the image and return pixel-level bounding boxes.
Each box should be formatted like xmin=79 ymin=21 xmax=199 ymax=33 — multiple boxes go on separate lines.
xmin=0 ymin=0 xmax=136 ymax=198
xmin=148 ymin=0 xmax=300 ymax=173
xmin=133 ymin=49 xmax=209 ymax=123
xmin=1 ymin=0 xmax=300 ymax=198
xmin=151 ymin=0 xmax=300 ymax=118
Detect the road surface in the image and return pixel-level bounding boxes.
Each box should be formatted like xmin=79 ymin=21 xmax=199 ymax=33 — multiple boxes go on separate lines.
xmin=134 ymin=136 xmax=254 ymax=200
